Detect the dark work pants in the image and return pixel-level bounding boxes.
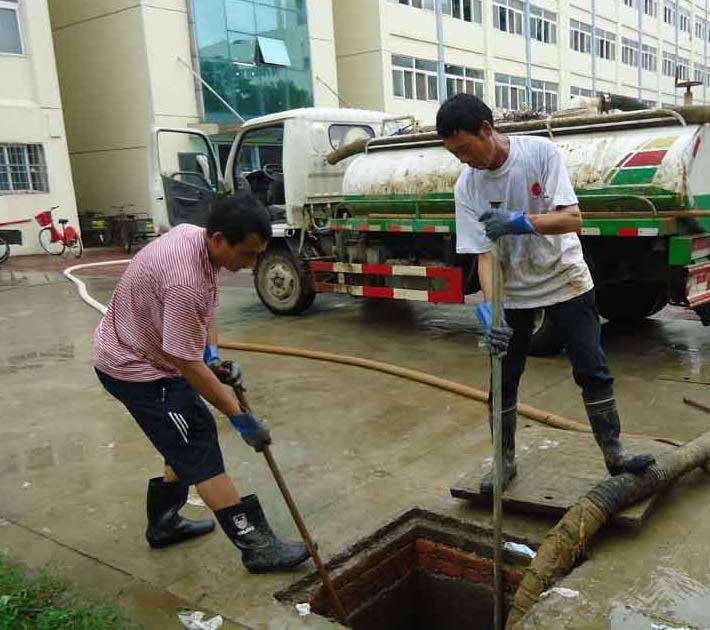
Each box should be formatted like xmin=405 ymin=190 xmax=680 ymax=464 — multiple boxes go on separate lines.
xmin=497 ymin=289 xmax=614 ymax=412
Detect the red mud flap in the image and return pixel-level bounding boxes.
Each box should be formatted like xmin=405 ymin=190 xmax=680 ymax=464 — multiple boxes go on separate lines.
xmin=310 ymin=262 xmax=464 ymax=304
xmin=686 ymin=260 xmax=710 ymax=325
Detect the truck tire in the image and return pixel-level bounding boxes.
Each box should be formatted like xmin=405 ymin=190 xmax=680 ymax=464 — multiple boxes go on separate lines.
xmin=596 ymin=283 xmax=668 ymax=323
xmin=254 ymin=247 xmax=315 ymax=315
xmin=528 ymin=309 xmax=563 ymax=357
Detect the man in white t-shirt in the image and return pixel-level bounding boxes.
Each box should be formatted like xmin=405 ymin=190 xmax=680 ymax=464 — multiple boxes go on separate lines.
xmin=436 ymin=94 xmax=655 ymax=495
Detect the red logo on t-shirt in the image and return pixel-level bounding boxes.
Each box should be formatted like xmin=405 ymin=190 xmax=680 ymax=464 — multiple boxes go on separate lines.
xmin=531 ymin=182 xmax=543 ymax=197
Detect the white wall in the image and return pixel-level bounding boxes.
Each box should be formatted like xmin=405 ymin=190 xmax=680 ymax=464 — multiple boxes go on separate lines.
xmin=307 ymin=0 xmax=340 ymax=108
xmin=49 ymin=1 xmax=153 ymax=217
xmin=0 ymin=0 xmax=77 ymax=256
xmin=334 ymin=0 xmax=710 ymax=126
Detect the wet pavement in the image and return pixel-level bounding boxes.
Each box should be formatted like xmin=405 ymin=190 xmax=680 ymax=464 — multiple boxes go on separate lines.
xmin=1 ymin=250 xmax=710 ymax=629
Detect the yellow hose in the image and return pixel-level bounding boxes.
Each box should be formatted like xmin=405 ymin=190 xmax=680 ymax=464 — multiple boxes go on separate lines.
xmin=218 ymin=341 xmax=679 ymax=447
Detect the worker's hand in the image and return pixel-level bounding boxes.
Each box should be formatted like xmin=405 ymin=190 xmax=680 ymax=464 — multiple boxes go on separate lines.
xmin=475 ymin=301 xmax=513 ymax=355
xmin=229 ymin=411 xmax=271 ymax=452
xmin=204 ymin=345 xmax=245 ymax=388
xmin=479 ymin=209 xmax=537 ymax=241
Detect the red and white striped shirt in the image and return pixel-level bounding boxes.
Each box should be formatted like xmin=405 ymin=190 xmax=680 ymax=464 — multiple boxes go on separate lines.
xmin=93 ymin=224 xmax=219 ymax=381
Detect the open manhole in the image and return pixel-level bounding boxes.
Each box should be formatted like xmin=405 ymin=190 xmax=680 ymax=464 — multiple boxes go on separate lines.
xmin=276 ymin=508 xmax=535 ymax=629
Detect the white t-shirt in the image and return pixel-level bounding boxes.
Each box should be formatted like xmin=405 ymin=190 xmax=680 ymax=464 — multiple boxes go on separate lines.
xmin=455 ymin=135 xmax=593 ymax=309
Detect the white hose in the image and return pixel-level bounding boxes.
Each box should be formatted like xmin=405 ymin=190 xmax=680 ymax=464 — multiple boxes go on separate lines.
xmin=63 ymin=259 xmax=131 ymax=315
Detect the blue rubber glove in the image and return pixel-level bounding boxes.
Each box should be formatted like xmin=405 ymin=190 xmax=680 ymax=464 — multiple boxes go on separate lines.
xmin=479 ymin=209 xmax=537 ymax=241
xmin=475 ymin=301 xmax=513 ymax=355
xmin=204 ymin=345 xmax=244 ymax=387
xmin=229 ymin=412 xmax=271 ymax=452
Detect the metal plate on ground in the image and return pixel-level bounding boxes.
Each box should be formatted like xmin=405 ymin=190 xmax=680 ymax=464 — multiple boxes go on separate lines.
xmin=450 ymin=425 xmax=675 ymax=528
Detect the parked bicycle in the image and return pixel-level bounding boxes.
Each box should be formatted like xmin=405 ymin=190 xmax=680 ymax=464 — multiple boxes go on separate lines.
xmin=35 ymin=206 xmax=83 ymax=258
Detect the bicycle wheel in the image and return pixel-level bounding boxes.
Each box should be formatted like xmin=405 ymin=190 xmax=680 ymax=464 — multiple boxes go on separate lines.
xmin=0 ymin=237 xmax=9 ymax=264
xmin=39 ymin=227 xmax=65 ymax=255
xmin=69 ymin=234 xmax=83 ymax=259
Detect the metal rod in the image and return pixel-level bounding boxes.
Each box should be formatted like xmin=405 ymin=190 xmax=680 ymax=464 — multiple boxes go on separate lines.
xmin=435 ymin=0 xmax=446 ymax=104
xmin=233 ymin=387 xmax=348 ymax=626
xmin=176 ymin=56 xmax=245 ymax=123
xmin=491 ymin=239 xmax=505 ymax=630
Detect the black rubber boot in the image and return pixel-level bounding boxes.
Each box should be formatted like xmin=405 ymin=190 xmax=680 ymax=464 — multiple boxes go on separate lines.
xmin=145 ymin=477 xmax=215 ymax=549
xmin=585 ymin=397 xmax=656 ymax=476
xmin=215 ymin=494 xmax=311 ymax=574
xmin=480 ymin=408 xmax=518 ymax=496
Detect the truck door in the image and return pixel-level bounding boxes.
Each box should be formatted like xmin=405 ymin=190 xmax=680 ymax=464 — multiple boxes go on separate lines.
xmin=232 ymin=125 xmax=285 ymax=212
xmin=156 ymin=129 xmax=221 ymax=227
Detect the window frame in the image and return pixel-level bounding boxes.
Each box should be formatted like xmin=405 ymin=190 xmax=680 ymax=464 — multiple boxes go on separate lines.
xmin=662 ymin=51 xmax=676 ymax=77
xmin=0 ymin=143 xmax=49 ymax=194
xmin=643 ymin=0 xmax=657 ymax=17
xmin=493 ymin=0 xmax=524 ymax=36
xmin=641 ymin=43 xmax=658 ymax=72
xmin=529 ymin=5 xmax=557 ymax=44
xmin=392 ymin=54 xmax=439 ymax=102
xmin=569 ymin=19 xmax=592 ymax=54
xmin=621 ymin=37 xmax=639 ymax=67
xmin=494 ymin=73 xmax=528 ymax=111
xmin=595 ymin=27 xmax=616 ymax=61
xmin=0 ymin=0 xmax=24 ymax=56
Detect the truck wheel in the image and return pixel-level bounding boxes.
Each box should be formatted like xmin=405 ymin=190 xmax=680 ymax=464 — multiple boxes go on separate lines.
xmin=596 ymin=283 xmax=668 ymax=323
xmin=528 ymin=309 xmax=563 ymax=357
xmin=255 ymin=248 xmax=315 ymax=315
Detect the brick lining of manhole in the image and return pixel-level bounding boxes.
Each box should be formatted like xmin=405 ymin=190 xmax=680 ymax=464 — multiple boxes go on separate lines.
xmin=275 ymin=508 xmax=537 ymax=629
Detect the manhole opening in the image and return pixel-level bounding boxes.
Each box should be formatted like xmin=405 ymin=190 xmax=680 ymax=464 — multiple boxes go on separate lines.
xmin=276 ymin=508 xmax=535 ymax=629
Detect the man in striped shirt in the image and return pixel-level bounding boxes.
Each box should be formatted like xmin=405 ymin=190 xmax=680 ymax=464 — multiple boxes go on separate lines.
xmin=93 ymin=194 xmax=310 ymax=573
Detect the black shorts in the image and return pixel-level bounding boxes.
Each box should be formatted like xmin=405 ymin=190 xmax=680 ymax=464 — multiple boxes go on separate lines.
xmin=96 ymin=369 xmax=225 ymax=485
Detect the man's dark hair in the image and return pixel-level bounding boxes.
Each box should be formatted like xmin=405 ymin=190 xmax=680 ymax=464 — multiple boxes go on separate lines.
xmin=206 ymin=192 xmax=272 ymax=245
xmin=436 ymin=93 xmax=494 ymax=139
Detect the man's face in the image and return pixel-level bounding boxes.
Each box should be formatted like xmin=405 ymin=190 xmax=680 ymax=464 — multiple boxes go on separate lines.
xmin=442 ymin=123 xmax=496 ymax=170
xmin=210 ymin=232 xmax=268 ymax=272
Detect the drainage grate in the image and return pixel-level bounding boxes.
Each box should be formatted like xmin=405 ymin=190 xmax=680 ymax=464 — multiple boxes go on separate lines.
xmin=276 ymin=508 xmax=535 ymax=629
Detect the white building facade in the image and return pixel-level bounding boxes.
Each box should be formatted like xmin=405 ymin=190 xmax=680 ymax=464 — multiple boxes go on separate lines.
xmin=333 ymin=0 xmax=710 ymax=123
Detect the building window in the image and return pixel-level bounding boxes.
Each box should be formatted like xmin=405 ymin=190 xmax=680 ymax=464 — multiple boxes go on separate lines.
xmin=493 ymin=0 xmax=524 ymax=35
xmin=595 ymin=28 xmax=616 ymax=61
xmin=394 ymin=0 xmax=482 ymax=23
xmin=663 ymin=1 xmax=675 ymax=26
xmin=571 ymin=86 xmax=593 ymax=98
xmin=445 ymin=64 xmax=485 ymax=98
xmin=530 ymin=79 xmax=558 ymax=112
xmin=677 ymin=57 xmax=689 ymax=81
xmin=530 ymin=6 xmax=557 ymax=44
xmin=622 ymin=37 xmax=639 ymax=67
xmin=570 ymin=19 xmax=592 ymax=53
xmin=696 ymin=18 xmax=705 ymax=40
xmin=662 ymin=51 xmax=675 ymax=77
xmin=694 ymin=67 xmax=706 ymax=85
xmin=678 ymin=8 xmax=690 ymax=34
xmin=623 ymin=0 xmax=635 ymax=7
xmin=392 ymin=54 xmax=439 ymax=101
xmin=0 ymin=144 xmax=49 ymax=194
xmin=642 ymin=43 xmax=657 ymax=71
xmin=643 ymin=0 xmax=657 ymax=17
xmin=0 ymin=0 xmax=23 ymax=55
xmin=445 ymin=0 xmax=483 ymax=23
xmin=495 ymin=73 xmax=527 ymax=110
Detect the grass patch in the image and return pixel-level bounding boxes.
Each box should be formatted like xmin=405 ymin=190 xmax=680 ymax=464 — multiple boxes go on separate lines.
xmin=0 ymin=557 xmax=140 ymax=629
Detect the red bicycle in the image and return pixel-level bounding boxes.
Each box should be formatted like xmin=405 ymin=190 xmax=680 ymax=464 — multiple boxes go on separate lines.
xmin=35 ymin=206 xmax=83 ymax=258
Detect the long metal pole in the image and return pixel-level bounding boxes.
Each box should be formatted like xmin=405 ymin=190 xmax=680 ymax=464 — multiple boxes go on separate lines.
xmin=524 ymin=0 xmax=532 ymax=109
xmin=675 ymin=0 xmax=680 ymax=105
xmin=435 ymin=0 xmax=447 ymax=103
xmin=490 ymin=231 xmax=505 ymax=630
xmin=591 ymin=0 xmax=597 ymax=95
xmin=233 ymin=387 xmax=348 ymax=625
xmin=637 ymin=0 xmax=643 ymax=100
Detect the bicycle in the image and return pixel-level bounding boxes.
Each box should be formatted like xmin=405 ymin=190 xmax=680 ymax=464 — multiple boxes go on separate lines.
xmin=35 ymin=206 xmax=83 ymax=258
xmin=0 ymin=217 xmax=32 ymax=264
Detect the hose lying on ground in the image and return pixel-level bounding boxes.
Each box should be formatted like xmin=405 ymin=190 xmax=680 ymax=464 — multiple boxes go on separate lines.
xmin=505 ymin=428 xmax=710 ymax=628
xmin=218 ymin=341 xmax=680 ymax=447
xmin=63 ymin=260 xmax=681 ymax=447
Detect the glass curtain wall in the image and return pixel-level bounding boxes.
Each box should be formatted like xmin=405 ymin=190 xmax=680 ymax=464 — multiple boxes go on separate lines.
xmin=192 ymin=0 xmax=314 ymax=122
